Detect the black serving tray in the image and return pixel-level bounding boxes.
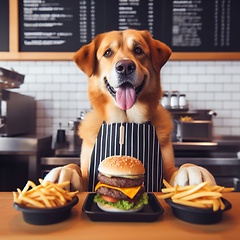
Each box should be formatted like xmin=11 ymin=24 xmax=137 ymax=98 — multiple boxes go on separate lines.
xmin=82 ymin=193 xmax=164 ymax=222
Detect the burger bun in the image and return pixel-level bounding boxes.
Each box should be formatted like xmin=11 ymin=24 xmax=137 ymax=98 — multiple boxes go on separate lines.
xmin=98 ymin=155 xmax=145 ymax=177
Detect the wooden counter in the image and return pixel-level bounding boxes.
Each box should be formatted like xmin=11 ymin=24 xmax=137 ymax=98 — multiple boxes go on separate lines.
xmin=0 ymin=192 xmax=239 ymax=240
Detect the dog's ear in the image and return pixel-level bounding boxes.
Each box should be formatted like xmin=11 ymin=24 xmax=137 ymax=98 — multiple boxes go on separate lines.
xmin=73 ymin=37 xmax=99 ymax=77
xmin=142 ymin=31 xmax=172 ymax=72
xmin=152 ymin=40 xmax=172 ymax=71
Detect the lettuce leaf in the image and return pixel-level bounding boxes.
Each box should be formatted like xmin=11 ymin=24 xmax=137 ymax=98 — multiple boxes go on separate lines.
xmin=93 ymin=193 xmax=148 ymax=211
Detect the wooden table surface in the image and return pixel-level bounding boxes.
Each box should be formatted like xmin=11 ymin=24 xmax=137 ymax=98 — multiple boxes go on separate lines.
xmin=0 ymin=192 xmax=239 ymax=240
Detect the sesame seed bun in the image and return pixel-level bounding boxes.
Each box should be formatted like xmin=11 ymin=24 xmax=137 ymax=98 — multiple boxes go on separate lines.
xmin=98 ymin=155 xmax=145 ymax=177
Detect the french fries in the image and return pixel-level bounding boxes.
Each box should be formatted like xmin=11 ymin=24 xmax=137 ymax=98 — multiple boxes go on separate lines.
xmin=13 ymin=179 xmax=78 ymax=208
xmin=180 ymin=116 xmax=193 ymax=122
xmin=158 ymin=179 xmax=234 ymax=211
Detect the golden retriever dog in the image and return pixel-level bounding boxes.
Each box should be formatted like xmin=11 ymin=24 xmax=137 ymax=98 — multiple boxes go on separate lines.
xmin=45 ymin=29 xmax=216 ymax=191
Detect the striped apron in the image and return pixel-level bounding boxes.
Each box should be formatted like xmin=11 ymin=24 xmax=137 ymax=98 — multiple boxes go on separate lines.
xmin=88 ymin=122 xmax=163 ymax=192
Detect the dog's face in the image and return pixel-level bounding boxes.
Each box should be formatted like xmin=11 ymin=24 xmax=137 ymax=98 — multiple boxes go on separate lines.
xmin=74 ymin=29 xmax=171 ymax=122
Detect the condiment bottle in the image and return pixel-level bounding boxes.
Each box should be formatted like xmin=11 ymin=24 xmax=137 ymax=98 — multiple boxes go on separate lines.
xmin=179 ymin=94 xmax=187 ymax=108
xmin=170 ymin=93 xmax=178 ymax=109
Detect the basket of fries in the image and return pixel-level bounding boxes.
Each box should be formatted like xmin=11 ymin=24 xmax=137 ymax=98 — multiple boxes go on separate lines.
xmin=158 ymin=180 xmax=234 ymax=224
xmin=13 ymin=179 xmax=79 ymax=225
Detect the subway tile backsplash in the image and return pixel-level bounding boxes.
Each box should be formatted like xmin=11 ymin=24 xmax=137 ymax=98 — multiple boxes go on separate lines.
xmin=0 ymin=60 xmax=239 ymax=137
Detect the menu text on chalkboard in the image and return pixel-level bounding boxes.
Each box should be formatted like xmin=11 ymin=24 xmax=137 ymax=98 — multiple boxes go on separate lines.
xmin=18 ymin=0 xmax=240 ymax=53
xmin=0 ymin=0 xmax=9 ymax=51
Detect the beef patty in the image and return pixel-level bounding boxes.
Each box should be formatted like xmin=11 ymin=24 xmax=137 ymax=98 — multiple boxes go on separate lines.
xmin=97 ymin=172 xmax=144 ymax=188
xmin=96 ymin=185 xmax=145 ymax=200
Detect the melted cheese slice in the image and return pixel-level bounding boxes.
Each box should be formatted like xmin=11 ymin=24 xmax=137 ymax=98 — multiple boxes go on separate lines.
xmin=95 ymin=182 xmax=141 ymax=199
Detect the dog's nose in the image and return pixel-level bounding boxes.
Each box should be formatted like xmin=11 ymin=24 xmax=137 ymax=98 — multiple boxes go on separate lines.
xmin=115 ymin=60 xmax=136 ymax=75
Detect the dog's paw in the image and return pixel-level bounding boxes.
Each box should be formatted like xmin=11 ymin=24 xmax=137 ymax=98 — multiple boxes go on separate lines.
xmin=44 ymin=164 xmax=83 ymax=191
xmin=172 ymin=163 xmax=216 ymax=186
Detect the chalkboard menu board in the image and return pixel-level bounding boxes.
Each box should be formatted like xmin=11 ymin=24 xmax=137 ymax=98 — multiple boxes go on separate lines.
xmin=0 ymin=0 xmax=9 ymax=51
xmin=163 ymin=0 xmax=240 ymax=52
xmin=18 ymin=0 xmax=240 ymax=53
xmin=18 ymin=0 xmax=162 ymax=52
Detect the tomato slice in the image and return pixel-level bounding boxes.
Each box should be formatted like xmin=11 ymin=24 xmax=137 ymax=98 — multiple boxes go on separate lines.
xmin=101 ymin=195 xmax=119 ymax=203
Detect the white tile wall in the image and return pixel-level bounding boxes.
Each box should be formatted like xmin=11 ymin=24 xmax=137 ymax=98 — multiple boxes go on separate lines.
xmin=161 ymin=60 xmax=240 ymax=136
xmin=0 ymin=60 xmax=240 ymax=137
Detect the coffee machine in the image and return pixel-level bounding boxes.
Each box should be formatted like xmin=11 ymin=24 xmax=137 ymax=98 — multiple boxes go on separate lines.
xmin=0 ymin=67 xmax=36 ymax=136
xmin=0 ymin=89 xmax=36 ymax=136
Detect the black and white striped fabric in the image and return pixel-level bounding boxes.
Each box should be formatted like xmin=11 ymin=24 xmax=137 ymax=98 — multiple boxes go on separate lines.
xmin=88 ymin=122 xmax=163 ymax=192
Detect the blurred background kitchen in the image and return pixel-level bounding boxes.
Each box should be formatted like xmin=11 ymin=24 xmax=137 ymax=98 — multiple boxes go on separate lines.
xmin=1 ymin=0 xmax=240 ymax=191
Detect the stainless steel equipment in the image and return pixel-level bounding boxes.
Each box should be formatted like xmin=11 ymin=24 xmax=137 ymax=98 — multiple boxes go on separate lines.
xmin=0 ymin=134 xmax=53 ymax=191
xmin=0 ymin=89 xmax=36 ymax=136
xmin=0 ymin=67 xmax=25 ymax=89
xmin=171 ymin=109 xmax=217 ymax=142
xmin=68 ymin=111 xmax=85 ymax=148
xmin=179 ymin=120 xmax=213 ymax=142
xmin=174 ymin=136 xmax=240 ymax=191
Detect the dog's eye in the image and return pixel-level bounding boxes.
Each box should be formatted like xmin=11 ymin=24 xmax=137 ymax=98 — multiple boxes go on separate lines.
xmin=134 ymin=47 xmax=143 ymax=55
xmin=104 ymin=49 xmax=113 ymax=58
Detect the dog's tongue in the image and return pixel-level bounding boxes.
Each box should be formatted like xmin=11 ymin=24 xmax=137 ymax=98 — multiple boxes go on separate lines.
xmin=116 ymin=83 xmax=136 ymax=110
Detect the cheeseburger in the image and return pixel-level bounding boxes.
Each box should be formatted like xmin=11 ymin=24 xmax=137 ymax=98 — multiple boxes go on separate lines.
xmin=94 ymin=155 xmax=148 ymax=212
